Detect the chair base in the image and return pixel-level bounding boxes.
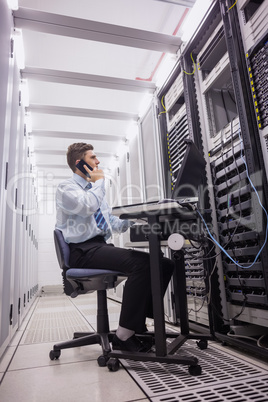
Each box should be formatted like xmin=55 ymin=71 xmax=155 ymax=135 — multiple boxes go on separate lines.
xmin=49 ymin=329 xmax=206 ymax=375
xmin=73 ymin=331 xmax=114 ymax=340
xmin=49 ymin=288 xmax=117 ymax=365
xmin=49 ymin=331 xmax=116 ymax=366
xmin=49 ymin=330 xmax=157 ymax=366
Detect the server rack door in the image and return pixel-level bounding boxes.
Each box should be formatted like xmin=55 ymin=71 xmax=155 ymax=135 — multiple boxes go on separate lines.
xmin=18 ymin=130 xmax=27 ymax=322
xmin=129 ymin=131 xmax=144 ymax=205
xmin=9 ymin=67 xmax=25 ymax=335
xmin=1 ymin=54 xmax=20 ymax=350
xmin=0 ymin=0 xmax=14 ymax=355
xmin=219 ymin=0 xmax=268 ymax=317
xmin=186 ymin=0 xmax=268 ymax=351
xmin=157 ymin=55 xmax=216 ymax=330
xmin=139 ymin=104 xmax=163 ymax=202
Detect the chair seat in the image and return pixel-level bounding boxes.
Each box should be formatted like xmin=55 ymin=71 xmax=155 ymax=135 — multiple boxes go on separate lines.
xmin=66 ymin=268 xmax=125 ymax=281
xmin=66 ymin=268 xmax=126 ymax=296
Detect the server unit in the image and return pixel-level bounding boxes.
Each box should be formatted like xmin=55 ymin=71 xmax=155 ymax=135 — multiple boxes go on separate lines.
xmin=0 ymin=0 xmax=38 ymax=360
xmin=246 ymin=34 xmax=268 ymax=182
xmin=157 ymin=0 xmax=268 ymax=356
xmin=238 ymin=0 xmax=267 ymax=53
xmin=209 ymin=122 xmax=268 ymax=307
xmin=193 ymin=0 xmax=268 ymax=353
xmin=158 ymin=61 xmax=211 ymax=329
xmin=238 ymin=0 xmax=268 ymax=187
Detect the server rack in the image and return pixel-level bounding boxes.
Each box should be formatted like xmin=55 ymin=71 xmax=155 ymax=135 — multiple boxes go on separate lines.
xmin=246 ymin=33 xmax=268 ymax=184
xmin=157 ymin=54 xmax=214 ymax=330
xmin=181 ymin=2 xmax=227 ymax=335
xmin=0 ymin=0 xmax=38 ymax=360
xmin=209 ymin=122 xmax=268 ymax=305
xmin=192 ymin=5 xmax=249 ymax=336
xmin=158 ymin=0 xmax=268 ymax=357
xmin=201 ymin=0 xmax=268 ymax=354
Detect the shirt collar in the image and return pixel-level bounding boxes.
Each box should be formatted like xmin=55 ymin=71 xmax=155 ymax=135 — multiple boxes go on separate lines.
xmin=73 ymin=173 xmax=90 ymax=189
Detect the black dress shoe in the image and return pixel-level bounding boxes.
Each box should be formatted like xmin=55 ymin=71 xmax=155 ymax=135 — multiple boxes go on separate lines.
xmin=112 ymin=334 xmax=151 ymax=352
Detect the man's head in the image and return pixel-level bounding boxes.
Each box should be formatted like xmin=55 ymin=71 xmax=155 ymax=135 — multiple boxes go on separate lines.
xmin=67 ymin=143 xmax=99 ymax=173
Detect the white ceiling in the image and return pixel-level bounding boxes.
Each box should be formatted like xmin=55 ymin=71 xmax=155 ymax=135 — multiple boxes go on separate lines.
xmin=14 ymin=0 xmax=198 ymax=193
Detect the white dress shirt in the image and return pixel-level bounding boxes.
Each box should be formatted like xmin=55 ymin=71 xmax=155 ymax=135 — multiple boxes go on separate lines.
xmin=55 ymin=173 xmax=133 ymax=243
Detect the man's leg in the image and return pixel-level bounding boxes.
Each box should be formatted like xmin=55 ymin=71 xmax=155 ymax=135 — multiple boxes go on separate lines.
xmin=70 ymin=240 xmax=153 ymax=332
xmin=69 ymin=239 xmax=174 ymax=349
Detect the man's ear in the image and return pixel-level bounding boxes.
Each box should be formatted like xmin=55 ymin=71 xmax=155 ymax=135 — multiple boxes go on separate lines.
xmin=74 ymin=160 xmax=80 ymax=172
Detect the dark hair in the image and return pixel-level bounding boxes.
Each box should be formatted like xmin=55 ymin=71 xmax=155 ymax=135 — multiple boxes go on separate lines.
xmin=67 ymin=143 xmax=94 ymax=172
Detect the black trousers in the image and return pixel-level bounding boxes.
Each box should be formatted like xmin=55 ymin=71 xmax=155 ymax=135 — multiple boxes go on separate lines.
xmin=69 ymin=236 xmax=174 ymax=333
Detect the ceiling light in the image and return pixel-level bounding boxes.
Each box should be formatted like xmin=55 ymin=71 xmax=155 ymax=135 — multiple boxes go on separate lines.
xmin=20 ymin=79 xmax=29 ymax=107
xmin=155 ymin=54 xmax=177 ymax=88
xmin=181 ymin=0 xmax=212 ymax=43
xmin=138 ymin=93 xmax=154 ymax=119
xmin=13 ymin=29 xmax=25 ymax=70
xmin=126 ymin=122 xmax=138 ymax=140
xmin=25 ymin=112 xmax=32 ymax=134
xmin=7 ymin=0 xmax=18 ymax=10
xmin=153 ymin=0 xmax=196 ymax=5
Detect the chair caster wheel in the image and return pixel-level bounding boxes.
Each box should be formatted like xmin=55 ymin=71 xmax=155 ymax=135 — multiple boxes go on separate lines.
xmin=196 ymin=340 xmax=208 ymax=350
xmin=107 ymin=358 xmax=120 ymax=372
xmin=188 ymin=364 xmax=202 ymax=376
xmin=49 ymin=350 xmax=61 ymax=360
xmin=97 ymin=355 xmax=109 ymax=367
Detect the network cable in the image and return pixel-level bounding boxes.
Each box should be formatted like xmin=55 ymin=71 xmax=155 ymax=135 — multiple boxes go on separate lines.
xmin=197 ymin=127 xmax=268 ymax=269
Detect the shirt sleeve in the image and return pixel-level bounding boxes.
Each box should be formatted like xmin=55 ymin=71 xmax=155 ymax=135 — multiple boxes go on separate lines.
xmin=109 ymin=214 xmax=135 ymax=234
xmin=56 ymin=179 xmax=106 ymax=218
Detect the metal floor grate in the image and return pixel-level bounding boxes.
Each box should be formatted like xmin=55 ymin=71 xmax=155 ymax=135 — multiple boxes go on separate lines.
xmin=21 ymin=310 xmax=93 ymax=344
xmin=150 ymin=376 xmax=268 ymax=402
xmin=121 ymin=340 xmax=268 ymax=401
xmin=20 ymin=292 xmax=268 ymax=401
xmin=36 ymin=299 xmax=72 ymax=309
xmin=40 ymin=285 xmax=65 ymax=296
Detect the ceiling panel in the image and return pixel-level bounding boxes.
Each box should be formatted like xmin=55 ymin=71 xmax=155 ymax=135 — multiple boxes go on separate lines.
xmin=20 ymin=25 xmax=174 ymax=80
xmin=35 ymin=152 xmax=113 ymax=166
xmin=30 ymin=114 xmax=134 ymax=134
xmin=22 ymin=67 xmax=156 ymax=93
xmin=27 ymin=81 xmax=149 ymax=112
xmin=15 ymin=0 xmax=196 ymax=187
xmin=18 ymin=0 xmax=188 ymax=33
xmin=33 ymin=136 xmax=124 ymax=154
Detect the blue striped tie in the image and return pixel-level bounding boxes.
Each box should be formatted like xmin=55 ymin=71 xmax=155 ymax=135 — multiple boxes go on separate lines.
xmin=85 ymin=182 xmax=108 ymax=232
xmin=94 ymin=208 xmax=108 ymax=231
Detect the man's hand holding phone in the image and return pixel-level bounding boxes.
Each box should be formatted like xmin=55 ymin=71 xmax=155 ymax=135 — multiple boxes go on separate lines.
xmin=76 ymin=159 xmax=104 ymax=182
xmin=85 ymin=165 xmax=104 ymax=183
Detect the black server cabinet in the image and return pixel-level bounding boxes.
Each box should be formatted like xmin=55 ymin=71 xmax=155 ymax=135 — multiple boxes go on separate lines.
xmin=157 ymin=7 xmax=222 ymax=332
xmin=158 ymin=0 xmax=268 ymax=357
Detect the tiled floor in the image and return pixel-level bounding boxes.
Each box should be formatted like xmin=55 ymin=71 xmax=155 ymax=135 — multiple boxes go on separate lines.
xmin=0 ymin=289 xmax=148 ymax=402
xmin=0 ymin=288 xmax=268 ymax=402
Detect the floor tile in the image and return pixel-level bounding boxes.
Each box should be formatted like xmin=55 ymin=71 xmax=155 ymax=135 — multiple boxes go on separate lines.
xmin=0 ymin=346 xmax=16 ymax=378
xmin=2 ymin=289 xmax=268 ymax=402
xmin=9 ymin=342 xmax=102 ymax=371
xmin=211 ymin=341 xmax=268 ymax=370
xmin=0 ymin=360 xmax=148 ymax=402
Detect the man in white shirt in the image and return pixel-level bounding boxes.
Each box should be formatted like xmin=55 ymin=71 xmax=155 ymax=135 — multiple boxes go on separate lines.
xmin=56 ymin=143 xmax=174 ymax=352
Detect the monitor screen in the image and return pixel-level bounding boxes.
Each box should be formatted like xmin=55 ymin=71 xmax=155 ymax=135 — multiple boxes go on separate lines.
xmin=172 ymin=139 xmax=206 ymax=199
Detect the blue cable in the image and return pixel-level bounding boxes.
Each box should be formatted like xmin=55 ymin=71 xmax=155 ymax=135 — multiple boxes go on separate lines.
xmin=198 ymin=129 xmax=268 ymax=269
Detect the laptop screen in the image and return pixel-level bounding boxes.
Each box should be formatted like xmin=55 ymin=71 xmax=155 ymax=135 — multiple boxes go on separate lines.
xmin=172 ymin=139 xmax=206 ymax=199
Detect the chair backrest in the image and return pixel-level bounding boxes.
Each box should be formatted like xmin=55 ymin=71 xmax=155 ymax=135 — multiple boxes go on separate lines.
xmin=53 ymin=229 xmax=126 ymax=297
xmin=54 ymin=229 xmax=77 ymax=295
xmin=54 ymin=229 xmax=70 ymax=270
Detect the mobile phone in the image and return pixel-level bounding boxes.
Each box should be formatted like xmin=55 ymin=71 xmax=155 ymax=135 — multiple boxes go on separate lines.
xmin=76 ymin=159 xmax=93 ymax=178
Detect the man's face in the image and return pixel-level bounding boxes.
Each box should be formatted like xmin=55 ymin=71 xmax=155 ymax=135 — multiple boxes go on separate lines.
xmin=83 ymin=150 xmax=100 ymax=170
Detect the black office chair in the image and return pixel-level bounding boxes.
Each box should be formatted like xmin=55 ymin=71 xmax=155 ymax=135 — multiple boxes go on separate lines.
xmin=49 ymin=229 xmax=126 ymax=369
